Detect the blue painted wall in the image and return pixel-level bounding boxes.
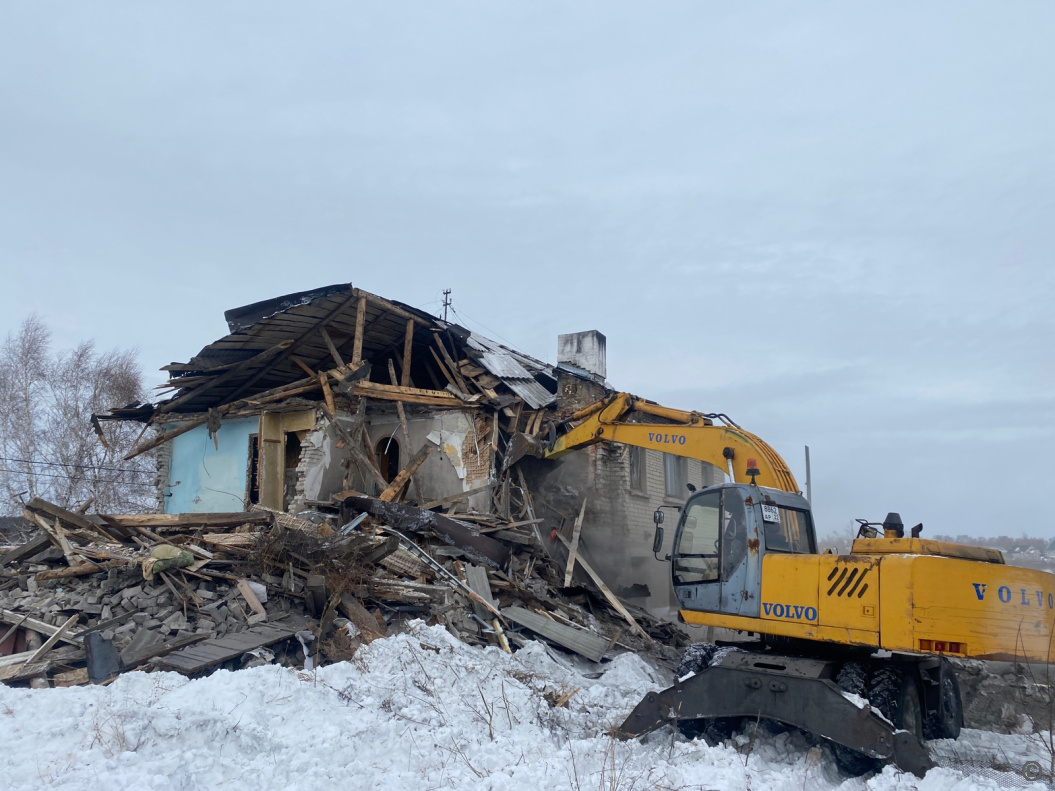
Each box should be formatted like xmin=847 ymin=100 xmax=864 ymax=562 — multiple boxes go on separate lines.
xmin=163 ymin=416 xmax=258 ymax=513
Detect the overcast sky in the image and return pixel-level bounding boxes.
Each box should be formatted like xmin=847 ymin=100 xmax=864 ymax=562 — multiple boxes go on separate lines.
xmin=1 ymin=3 xmax=1052 ymax=539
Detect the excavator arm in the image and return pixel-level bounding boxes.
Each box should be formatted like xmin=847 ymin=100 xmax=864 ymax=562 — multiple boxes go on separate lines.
xmin=544 ymin=393 xmax=799 ymax=493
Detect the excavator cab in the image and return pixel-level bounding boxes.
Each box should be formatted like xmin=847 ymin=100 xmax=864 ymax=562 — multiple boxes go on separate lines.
xmin=669 ymin=484 xmax=815 ymax=618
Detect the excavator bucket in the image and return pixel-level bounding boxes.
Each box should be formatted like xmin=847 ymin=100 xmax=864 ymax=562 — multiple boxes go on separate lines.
xmin=617 ymin=651 xmax=933 ymax=778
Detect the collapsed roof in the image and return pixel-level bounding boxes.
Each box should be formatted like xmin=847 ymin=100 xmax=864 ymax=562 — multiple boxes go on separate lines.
xmin=106 ymin=283 xmax=564 ymax=428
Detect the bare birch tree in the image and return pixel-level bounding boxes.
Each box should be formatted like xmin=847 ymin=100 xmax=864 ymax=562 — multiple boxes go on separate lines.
xmin=0 ymin=316 xmax=155 ymax=515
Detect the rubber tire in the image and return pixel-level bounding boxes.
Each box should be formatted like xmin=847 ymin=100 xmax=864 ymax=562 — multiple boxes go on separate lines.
xmin=677 ymin=716 xmax=738 ymax=745
xmin=676 ymin=642 xmax=719 ymax=678
xmin=869 ymin=666 xmax=924 ymax=741
xmin=832 ymin=662 xmax=885 ymax=777
xmin=924 ymin=661 xmax=963 ymax=740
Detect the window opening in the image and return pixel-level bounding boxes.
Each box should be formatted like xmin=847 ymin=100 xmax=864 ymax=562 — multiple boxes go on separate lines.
xmin=246 ymin=434 xmax=260 ymax=506
xmin=672 ymin=491 xmax=720 ymax=584
xmin=763 ymin=506 xmax=816 ymax=553
xmin=721 ymin=489 xmax=748 ymax=580
xmin=664 ymin=453 xmax=687 ymax=498
xmin=283 ymin=431 xmax=303 ymax=511
xmin=375 ymin=436 xmax=401 ymax=484
xmin=629 ymin=446 xmax=645 ymax=493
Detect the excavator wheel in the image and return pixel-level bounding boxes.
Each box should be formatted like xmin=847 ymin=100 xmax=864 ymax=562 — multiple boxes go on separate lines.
xmin=831 ymin=662 xmax=885 ymax=776
xmin=869 ymin=666 xmax=924 ymax=742
xmin=923 ymin=659 xmax=963 ymax=741
xmin=676 ymin=642 xmax=719 ymax=678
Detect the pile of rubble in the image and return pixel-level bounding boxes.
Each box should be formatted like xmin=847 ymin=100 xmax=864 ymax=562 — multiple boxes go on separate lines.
xmin=0 ymin=493 xmax=683 ymax=688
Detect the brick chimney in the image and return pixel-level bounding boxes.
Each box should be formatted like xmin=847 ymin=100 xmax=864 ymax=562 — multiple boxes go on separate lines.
xmin=556 ymin=330 xmax=607 ymax=412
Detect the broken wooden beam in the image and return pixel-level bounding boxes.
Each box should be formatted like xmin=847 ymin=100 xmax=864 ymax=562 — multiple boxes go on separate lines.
xmin=417 ymin=484 xmax=494 ymax=512
xmin=351 ymin=380 xmax=469 ymax=407
xmin=564 ymin=499 xmax=587 ymax=588
xmin=34 ymin=562 xmax=103 ymax=581
xmin=0 ymin=610 xmax=82 ymax=646
xmin=377 ymin=443 xmax=434 ymax=503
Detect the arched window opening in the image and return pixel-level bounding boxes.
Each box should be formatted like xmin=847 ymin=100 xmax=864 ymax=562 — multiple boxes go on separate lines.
xmin=375 ymin=437 xmax=400 ymax=483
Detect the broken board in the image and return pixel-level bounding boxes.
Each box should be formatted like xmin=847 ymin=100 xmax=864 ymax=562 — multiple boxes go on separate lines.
xmin=155 ymin=616 xmax=307 ymax=675
xmin=502 ymin=606 xmax=609 ymax=663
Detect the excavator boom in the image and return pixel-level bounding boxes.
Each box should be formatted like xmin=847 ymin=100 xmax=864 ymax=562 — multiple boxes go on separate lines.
xmin=546 ymin=393 xmax=799 ymax=492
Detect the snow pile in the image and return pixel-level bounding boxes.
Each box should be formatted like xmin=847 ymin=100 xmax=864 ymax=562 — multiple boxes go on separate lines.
xmin=0 ymin=623 xmax=1047 ymax=790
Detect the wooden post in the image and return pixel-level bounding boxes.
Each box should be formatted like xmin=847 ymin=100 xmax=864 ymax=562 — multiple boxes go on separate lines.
xmin=401 ymin=319 xmax=414 ymax=387
xmin=351 ymin=295 xmax=367 ymax=366
xmin=564 ymin=499 xmax=587 ymax=588
xmin=388 ymin=361 xmax=422 ymax=502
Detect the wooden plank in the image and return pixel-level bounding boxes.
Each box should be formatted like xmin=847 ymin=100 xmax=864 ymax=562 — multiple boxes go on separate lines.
xmin=219 ymin=290 xmax=361 ymax=405
xmin=155 ymin=341 xmax=293 ymax=416
xmin=555 ymin=534 xmax=649 ymax=640
xmin=0 ymin=532 xmax=50 ymax=565
xmin=564 ymin=499 xmax=587 ymax=588
xmin=290 ymin=355 xmax=317 ymax=378
xmin=417 ymin=484 xmax=494 ymax=511
xmin=351 ymin=295 xmax=367 ymax=365
xmin=502 ymin=606 xmax=609 ymax=662
xmin=401 ymin=318 xmax=414 ymax=387
xmin=429 ymin=346 xmax=459 ymax=390
xmin=236 ymin=580 xmax=268 ymax=619
xmin=35 ymin=562 xmax=103 ymax=581
xmin=25 ymin=497 xmax=97 ymax=533
xmin=0 ymin=644 xmax=82 ymax=669
xmin=351 ymin=380 xmax=464 ymax=404
xmin=464 ymin=564 xmax=497 ymax=621
xmin=434 ymin=333 xmax=470 ymax=393
xmin=14 ymin=614 xmax=80 ymax=672
xmin=388 ymin=359 xmax=422 ymax=503
xmin=102 ymin=512 xmax=270 ymax=528
xmin=319 ymin=326 xmax=345 ymax=367
xmin=155 ymin=617 xmax=306 ymax=674
xmin=377 ymin=444 xmax=434 ymax=503
xmin=318 ymin=410 xmax=389 ymax=493
xmin=27 ymin=513 xmax=83 ymax=567
xmin=319 ymin=372 xmax=336 ymax=415
xmin=122 ymin=633 xmax=209 ymax=670
xmin=359 ymin=289 xmax=432 ymax=328
xmin=0 ymin=609 xmax=83 ymax=646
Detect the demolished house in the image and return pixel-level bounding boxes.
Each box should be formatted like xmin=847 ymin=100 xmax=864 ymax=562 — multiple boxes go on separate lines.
xmin=0 ymin=283 xmax=723 ymax=686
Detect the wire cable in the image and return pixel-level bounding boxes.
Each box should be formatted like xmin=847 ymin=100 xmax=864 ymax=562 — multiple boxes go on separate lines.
xmin=0 ymin=467 xmax=153 ymax=485
xmin=0 ymin=456 xmax=153 ymax=475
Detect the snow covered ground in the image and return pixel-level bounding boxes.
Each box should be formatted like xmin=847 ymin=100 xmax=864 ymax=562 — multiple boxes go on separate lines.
xmin=0 ymin=622 xmax=1049 ymax=790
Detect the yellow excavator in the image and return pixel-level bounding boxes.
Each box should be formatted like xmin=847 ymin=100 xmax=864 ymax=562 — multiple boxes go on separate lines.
xmin=538 ymin=392 xmax=1055 ymax=776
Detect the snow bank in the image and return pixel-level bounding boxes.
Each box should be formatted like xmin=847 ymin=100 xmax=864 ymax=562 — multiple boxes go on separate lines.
xmin=0 ymin=623 xmax=1046 ymax=790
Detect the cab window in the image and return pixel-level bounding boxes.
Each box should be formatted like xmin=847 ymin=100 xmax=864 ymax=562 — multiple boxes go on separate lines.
xmin=673 ymin=492 xmax=720 ymax=584
xmin=720 ymin=489 xmax=748 ymax=580
xmin=762 ymin=505 xmax=815 ymax=554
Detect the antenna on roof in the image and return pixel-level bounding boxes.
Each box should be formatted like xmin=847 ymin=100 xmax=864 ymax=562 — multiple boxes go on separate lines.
xmin=442 ymin=289 xmax=452 ymax=321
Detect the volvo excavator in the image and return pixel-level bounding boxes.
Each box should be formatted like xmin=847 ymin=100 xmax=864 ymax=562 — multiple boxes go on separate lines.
xmin=536 ymin=392 xmax=1055 ymax=776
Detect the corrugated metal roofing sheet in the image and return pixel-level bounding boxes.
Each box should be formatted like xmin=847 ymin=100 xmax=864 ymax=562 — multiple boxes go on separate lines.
xmin=479 ymin=351 xmax=532 ymax=380
xmin=506 ymin=378 xmax=556 ymax=409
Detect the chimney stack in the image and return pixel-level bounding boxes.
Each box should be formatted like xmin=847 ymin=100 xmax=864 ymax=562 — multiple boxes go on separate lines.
xmin=557 ymin=330 xmax=606 ymax=382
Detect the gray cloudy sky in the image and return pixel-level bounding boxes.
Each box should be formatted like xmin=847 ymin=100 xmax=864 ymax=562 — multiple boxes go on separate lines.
xmin=1 ymin=3 xmax=1052 ymax=538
